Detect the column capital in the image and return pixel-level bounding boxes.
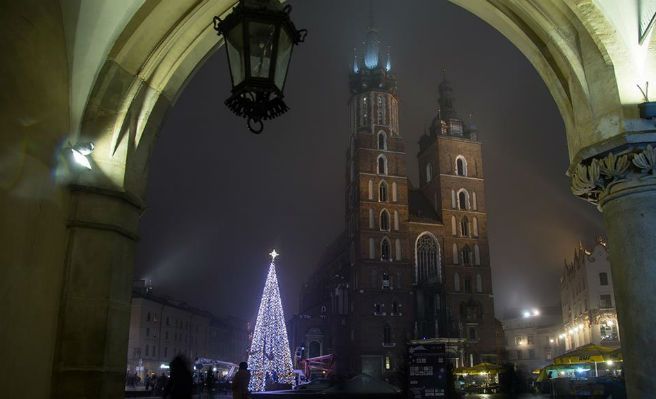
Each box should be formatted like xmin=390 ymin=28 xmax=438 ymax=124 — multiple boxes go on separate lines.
xmin=570 ymin=143 xmax=656 ymax=210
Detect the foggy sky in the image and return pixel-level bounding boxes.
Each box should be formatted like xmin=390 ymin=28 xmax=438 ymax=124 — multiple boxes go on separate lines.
xmin=135 ymin=0 xmax=604 ymax=323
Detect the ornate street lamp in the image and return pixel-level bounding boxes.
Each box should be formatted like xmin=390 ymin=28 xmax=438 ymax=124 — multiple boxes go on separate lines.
xmin=213 ymin=0 xmax=307 ymax=134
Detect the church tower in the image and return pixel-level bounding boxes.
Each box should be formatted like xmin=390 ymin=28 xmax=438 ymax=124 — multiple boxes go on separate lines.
xmin=344 ymin=24 xmax=415 ymax=379
xmin=417 ymin=76 xmax=498 ymax=364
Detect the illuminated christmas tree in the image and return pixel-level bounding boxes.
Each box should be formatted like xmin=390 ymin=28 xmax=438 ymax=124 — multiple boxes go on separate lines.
xmin=247 ymin=250 xmax=295 ymax=391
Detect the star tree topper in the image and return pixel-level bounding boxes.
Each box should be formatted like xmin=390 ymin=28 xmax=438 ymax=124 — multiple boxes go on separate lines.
xmin=269 ymin=249 xmax=279 ymax=262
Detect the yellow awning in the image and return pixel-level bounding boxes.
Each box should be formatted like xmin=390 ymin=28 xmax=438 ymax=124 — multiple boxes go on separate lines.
xmin=553 ymin=344 xmax=619 ymax=365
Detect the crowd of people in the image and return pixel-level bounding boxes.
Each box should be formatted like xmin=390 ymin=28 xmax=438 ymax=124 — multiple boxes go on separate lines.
xmin=126 ymin=356 xmax=250 ymax=399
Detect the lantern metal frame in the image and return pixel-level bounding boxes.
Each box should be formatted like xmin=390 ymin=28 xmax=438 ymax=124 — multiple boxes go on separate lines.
xmin=214 ymin=0 xmax=307 ymax=134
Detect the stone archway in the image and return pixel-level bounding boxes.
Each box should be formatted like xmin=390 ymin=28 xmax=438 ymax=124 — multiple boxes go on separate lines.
xmin=1 ymin=1 xmax=654 ymax=397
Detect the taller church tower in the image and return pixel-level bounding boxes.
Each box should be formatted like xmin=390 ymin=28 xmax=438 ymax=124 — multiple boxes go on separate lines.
xmin=344 ymin=25 xmax=416 ymax=378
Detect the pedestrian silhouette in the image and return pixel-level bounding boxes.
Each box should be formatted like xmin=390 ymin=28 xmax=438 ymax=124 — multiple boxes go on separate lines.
xmin=232 ymin=362 xmax=251 ymax=399
xmin=162 ymin=355 xmax=193 ymax=399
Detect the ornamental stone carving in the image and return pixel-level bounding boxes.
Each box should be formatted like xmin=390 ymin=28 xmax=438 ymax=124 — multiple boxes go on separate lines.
xmin=571 ymin=145 xmax=656 ymax=209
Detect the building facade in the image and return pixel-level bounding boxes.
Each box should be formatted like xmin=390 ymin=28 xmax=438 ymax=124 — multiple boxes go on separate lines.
xmin=560 ymin=238 xmax=619 ymax=351
xmin=502 ymin=307 xmax=564 ymax=373
xmin=126 ymin=281 xmax=249 ymax=378
xmin=291 ymin=25 xmax=498 ymax=382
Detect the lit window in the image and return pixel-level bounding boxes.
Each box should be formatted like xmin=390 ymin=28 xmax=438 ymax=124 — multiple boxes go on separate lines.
xmin=425 ymin=163 xmax=433 ymax=183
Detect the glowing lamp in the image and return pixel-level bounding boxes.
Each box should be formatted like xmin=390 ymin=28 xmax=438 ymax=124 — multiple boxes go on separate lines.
xmin=69 ymin=142 xmax=94 ymax=170
xmin=532 ymin=309 xmax=540 ymax=316
xmin=522 ymin=311 xmax=531 ymax=318
xmin=606 ymin=360 xmax=614 ymax=366
xmin=213 ymin=0 xmax=307 ymax=134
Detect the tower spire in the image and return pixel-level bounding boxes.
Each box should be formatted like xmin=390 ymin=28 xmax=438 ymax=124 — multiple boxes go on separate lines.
xmin=368 ymin=0 xmax=375 ymax=30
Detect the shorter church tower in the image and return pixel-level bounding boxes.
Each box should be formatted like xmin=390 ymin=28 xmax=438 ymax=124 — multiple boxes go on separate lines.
xmin=417 ymin=76 xmax=498 ymax=364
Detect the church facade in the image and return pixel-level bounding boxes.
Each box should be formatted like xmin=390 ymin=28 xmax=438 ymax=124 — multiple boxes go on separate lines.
xmin=290 ymin=27 xmax=499 ymax=381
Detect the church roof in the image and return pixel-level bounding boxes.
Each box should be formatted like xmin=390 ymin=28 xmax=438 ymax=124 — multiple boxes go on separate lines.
xmin=408 ymin=190 xmax=441 ymax=223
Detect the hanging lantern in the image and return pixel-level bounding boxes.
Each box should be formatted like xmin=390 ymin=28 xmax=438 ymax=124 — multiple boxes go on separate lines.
xmin=213 ymin=0 xmax=307 ymax=134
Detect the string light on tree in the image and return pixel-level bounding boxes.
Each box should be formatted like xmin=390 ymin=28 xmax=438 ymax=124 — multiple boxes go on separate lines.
xmin=247 ymin=249 xmax=295 ymax=391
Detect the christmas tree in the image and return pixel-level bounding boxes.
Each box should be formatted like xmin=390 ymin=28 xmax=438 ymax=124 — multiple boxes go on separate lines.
xmin=247 ymin=250 xmax=295 ymax=391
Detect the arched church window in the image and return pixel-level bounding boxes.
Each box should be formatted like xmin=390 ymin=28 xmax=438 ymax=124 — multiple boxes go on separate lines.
xmin=426 ymin=163 xmax=433 ymax=183
xmin=458 ymin=190 xmax=469 ymax=210
xmin=380 ymin=210 xmax=390 ymax=231
xmin=462 ymin=245 xmax=472 ymax=265
xmin=416 ymin=233 xmax=440 ymax=283
xmin=377 ymin=155 xmax=387 ymax=175
xmin=381 ymin=238 xmax=391 ymax=261
xmin=378 ymin=131 xmax=387 ymax=150
xmin=379 ymin=181 xmax=388 ymax=201
xmin=456 ymin=156 xmax=467 ymax=176
xmin=461 ymin=216 xmax=469 ymax=237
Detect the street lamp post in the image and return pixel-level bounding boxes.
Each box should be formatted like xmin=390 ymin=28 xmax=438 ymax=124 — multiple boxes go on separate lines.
xmin=213 ymin=0 xmax=307 ymax=134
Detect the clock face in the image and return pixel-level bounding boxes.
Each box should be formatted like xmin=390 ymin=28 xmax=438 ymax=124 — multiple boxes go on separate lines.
xmin=640 ymin=0 xmax=656 ymax=44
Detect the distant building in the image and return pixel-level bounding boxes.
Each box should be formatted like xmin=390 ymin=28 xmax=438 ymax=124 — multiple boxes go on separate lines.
xmin=502 ymin=307 xmax=564 ymax=372
xmin=126 ymin=281 xmax=249 ymax=378
xmin=560 ymin=237 xmax=619 ymax=351
xmin=290 ymin=20 xmax=498 ymax=383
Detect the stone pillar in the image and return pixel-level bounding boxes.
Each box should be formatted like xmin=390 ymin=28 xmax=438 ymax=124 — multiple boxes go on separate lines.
xmin=571 ymin=143 xmax=656 ymax=398
xmin=51 ymin=185 xmax=142 ymax=398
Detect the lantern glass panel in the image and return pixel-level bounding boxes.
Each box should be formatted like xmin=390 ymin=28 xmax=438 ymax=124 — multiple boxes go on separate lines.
xmin=274 ymin=28 xmax=293 ymax=91
xmin=248 ymin=21 xmax=276 ymax=78
xmin=225 ymin=22 xmax=245 ymax=86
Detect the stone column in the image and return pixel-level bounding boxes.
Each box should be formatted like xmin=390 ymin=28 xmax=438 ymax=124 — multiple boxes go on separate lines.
xmin=51 ymin=185 xmax=142 ymax=398
xmin=571 ymin=143 xmax=656 ymax=398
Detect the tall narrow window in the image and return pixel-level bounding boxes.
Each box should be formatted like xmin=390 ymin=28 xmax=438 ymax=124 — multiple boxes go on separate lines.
xmin=383 ymin=323 xmax=391 ymax=344
xmin=380 ymin=210 xmax=390 ymax=231
xmin=461 ymin=216 xmax=469 ymax=237
xmin=361 ymin=96 xmax=369 ymax=126
xmin=474 ymin=245 xmax=480 ymax=265
xmin=426 ymin=162 xmax=433 ymax=183
xmin=472 ymin=192 xmax=478 ymax=210
xmin=381 ymin=238 xmax=391 ymax=261
xmin=473 ymin=217 xmax=479 ymax=237
xmin=393 ymin=211 xmax=399 ymax=230
xmin=377 ymin=155 xmax=387 ymax=175
xmin=369 ymin=238 xmax=375 ymax=259
xmin=458 ymin=190 xmax=469 ymax=210
xmin=476 ymin=274 xmax=483 ymax=293
xmin=368 ymin=180 xmax=373 ymax=200
xmin=392 ymin=182 xmax=397 ymax=201
xmin=379 ymin=181 xmax=388 ymax=201
xmin=464 ymin=278 xmax=472 ymax=293
xmin=451 ymin=216 xmax=457 ymax=236
xmin=462 ymin=245 xmax=472 ymax=265
xmin=395 ymin=238 xmax=401 ymax=260
xmin=416 ymin=233 xmax=440 ymax=283
xmin=378 ymin=131 xmax=386 ymax=150
xmin=451 ymin=190 xmax=456 ymax=208
xmin=453 ymin=243 xmax=459 ymax=264
xmin=382 ymin=273 xmax=390 ymax=289
xmin=368 ymin=209 xmax=374 ymax=229
xmin=454 ymin=273 xmax=461 ymax=291
xmin=456 ymin=156 xmax=467 ymax=176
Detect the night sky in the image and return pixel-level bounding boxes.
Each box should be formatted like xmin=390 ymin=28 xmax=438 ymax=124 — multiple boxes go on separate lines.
xmin=135 ymin=0 xmax=604 ymax=323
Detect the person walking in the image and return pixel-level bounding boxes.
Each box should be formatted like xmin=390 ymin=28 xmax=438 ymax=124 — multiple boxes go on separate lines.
xmin=232 ymin=362 xmax=250 ymax=399
xmin=162 ymin=355 xmax=193 ymax=399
